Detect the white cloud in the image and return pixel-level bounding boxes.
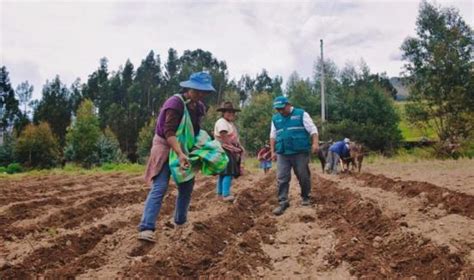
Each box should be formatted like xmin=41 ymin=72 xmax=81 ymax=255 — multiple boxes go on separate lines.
xmin=1 ymin=0 xmax=472 ymax=99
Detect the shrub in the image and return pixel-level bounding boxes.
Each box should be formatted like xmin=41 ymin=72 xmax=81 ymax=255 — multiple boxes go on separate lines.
xmin=15 ymin=122 xmax=60 ymax=168
xmin=0 ymin=166 xmax=6 ymax=173
xmin=64 ymin=99 xmax=101 ymax=167
xmin=137 ymin=117 xmax=156 ymax=164
xmin=325 ymin=82 xmax=402 ymax=153
xmin=0 ymin=132 xmax=15 ymax=167
xmin=238 ymin=92 xmax=274 ymax=153
xmin=97 ymin=127 xmax=128 ymax=164
xmin=6 ymin=163 xmax=22 ymax=174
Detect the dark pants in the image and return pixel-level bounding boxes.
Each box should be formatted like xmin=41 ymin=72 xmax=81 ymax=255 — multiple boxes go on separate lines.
xmin=276 ymin=152 xmax=311 ymax=205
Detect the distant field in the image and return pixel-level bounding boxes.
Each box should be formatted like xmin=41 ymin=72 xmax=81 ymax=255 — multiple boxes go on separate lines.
xmin=394 ymin=101 xmax=437 ymax=141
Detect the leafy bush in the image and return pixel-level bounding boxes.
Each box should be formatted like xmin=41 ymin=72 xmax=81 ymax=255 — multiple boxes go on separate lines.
xmin=0 ymin=132 xmax=15 ymax=167
xmin=64 ymin=99 xmax=101 ymax=167
xmin=201 ymin=104 xmax=220 ymax=136
xmin=238 ymin=92 xmax=274 ymax=153
xmin=6 ymin=163 xmax=22 ymax=174
xmin=15 ymin=122 xmax=60 ymax=168
xmin=459 ymin=135 xmax=474 ymax=159
xmin=136 ymin=117 xmax=156 ymax=164
xmin=325 ymin=82 xmax=402 ymax=153
xmin=401 ymin=1 xmax=473 ymax=143
xmin=0 ymin=166 xmax=6 ymax=173
xmin=97 ymin=127 xmax=128 ymax=164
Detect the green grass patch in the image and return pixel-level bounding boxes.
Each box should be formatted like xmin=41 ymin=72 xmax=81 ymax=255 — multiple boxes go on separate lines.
xmin=364 ymin=147 xmax=437 ymax=164
xmin=95 ymin=163 xmax=145 ymax=173
xmin=398 ymin=120 xmax=436 ymax=141
xmin=243 ymin=157 xmax=262 ymax=172
xmin=395 ymin=101 xmax=437 ymax=141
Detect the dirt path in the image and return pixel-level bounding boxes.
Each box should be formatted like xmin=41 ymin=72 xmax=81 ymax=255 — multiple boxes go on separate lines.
xmin=0 ymin=160 xmax=473 ymax=279
xmin=258 ymin=174 xmax=353 ymax=279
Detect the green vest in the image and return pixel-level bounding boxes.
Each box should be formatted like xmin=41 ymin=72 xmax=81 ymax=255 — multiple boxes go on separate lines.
xmin=272 ymin=108 xmax=310 ymax=155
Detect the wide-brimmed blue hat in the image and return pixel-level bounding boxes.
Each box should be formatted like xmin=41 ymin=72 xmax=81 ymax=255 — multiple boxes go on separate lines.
xmin=273 ymin=96 xmax=289 ymax=109
xmin=179 ymin=72 xmax=216 ymax=92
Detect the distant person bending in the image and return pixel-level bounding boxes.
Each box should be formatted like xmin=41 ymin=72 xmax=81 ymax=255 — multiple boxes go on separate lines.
xmin=214 ymin=101 xmax=244 ymax=202
xmin=325 ymin=138 xmax=350 ymax=175
xmin=257 ymin=143 xmax=272 ymax=174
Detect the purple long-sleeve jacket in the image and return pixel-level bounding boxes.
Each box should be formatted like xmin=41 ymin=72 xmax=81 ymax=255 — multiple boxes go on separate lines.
xmin=155 ymin=95 xmax=206 ymax=138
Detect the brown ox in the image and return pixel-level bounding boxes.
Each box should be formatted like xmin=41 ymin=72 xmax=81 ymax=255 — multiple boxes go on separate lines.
xmin=341 ymin=143 xmax=364 ymax=173
xmin=317 ymin=141 xmax=332 ymax=173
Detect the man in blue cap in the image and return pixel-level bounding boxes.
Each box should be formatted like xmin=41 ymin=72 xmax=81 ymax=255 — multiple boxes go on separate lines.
xmin=270 ymin=96 xmax=319 ymax=215
xmin=138 ymin=71 xmax=216 ymax=242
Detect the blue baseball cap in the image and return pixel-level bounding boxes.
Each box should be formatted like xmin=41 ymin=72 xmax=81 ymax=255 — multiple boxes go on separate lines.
xmin=273 ymin=96 xmax=289 ymax=109
xmin=179 ymin=72 xmax=216 ymax=92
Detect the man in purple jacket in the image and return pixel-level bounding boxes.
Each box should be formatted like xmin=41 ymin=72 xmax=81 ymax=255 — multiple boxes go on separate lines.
xmin=138 ymin=72 xmax=215 ymax=243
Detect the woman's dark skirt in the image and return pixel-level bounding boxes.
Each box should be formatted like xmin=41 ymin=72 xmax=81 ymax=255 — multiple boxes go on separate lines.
xmin=221 ymin=149 xmax=241 ymax=177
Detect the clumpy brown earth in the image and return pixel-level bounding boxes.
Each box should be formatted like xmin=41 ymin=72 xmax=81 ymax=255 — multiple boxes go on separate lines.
xmin=0 ymin=160 xmax=473 ymax=279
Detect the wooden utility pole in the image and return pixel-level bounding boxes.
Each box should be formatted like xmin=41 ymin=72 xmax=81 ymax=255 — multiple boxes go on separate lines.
xmin=320 ymin=39 xmax=326 ymax=123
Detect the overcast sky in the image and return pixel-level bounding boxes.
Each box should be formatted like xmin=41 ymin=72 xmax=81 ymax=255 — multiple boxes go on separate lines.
xmin=1 ymin=0 xmax=473 ymax=100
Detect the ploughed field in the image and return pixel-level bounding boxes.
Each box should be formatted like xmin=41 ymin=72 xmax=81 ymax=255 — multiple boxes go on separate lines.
xmin=0 ymin=161 xmax=473 ymax=279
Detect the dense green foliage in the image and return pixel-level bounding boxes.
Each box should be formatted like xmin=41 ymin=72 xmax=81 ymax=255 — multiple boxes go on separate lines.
xmin=15 ymin=122 xmax=60 ymax=168
xmin=6 ymin=163 xmax=23 ymax=174
xmin=136 ymin=117 xmax=156 ymax=164
xmin=64 ymin=99 xmax=101 ymax=167
xmin=325 ymin=79 xmax=402 ymax=152
xmin=16 ymin=81 xmax=33 ymax=116
xmin=280 ymin=61 xmax=402 ymax=153
xmin=0 ymin=67 xmax=25 ymax=133
xmin=0 ymin=132 xmax=15 ymax=166
xmin=401 ymin=1 xmax=473 ymax=149
xmin=33 ymin=76 xmax=72 ymax=145
xmin=97 ymin=128 xmax=128 ymax=165
xmin=0 ymin=163 xmax=23 ymax=174
xmin=238 ymin=93 xmax=274 ymax=153
xmin=65 ymin=100 xmax=127 ymax=168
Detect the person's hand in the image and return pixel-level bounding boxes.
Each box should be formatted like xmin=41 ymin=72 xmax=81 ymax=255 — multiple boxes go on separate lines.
xmin=178 ymin=152 xmax=190 ymax=169
xmin=271 ymin=152 xmax=277 ymax=161
xmin=311 ymin=143 xmax=319 ymax=154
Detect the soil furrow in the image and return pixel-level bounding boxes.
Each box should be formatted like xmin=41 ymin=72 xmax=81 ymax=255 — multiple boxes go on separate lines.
xmin=72 ymin=177 xmax=232 ymax=278
xmin=2 ymin=189 xmax=148 ymax=242
xmin=1 ymin=162 xmax=472 ymax=279
xmin=332 ymin=174 xmax=474 ymax=256
xmin=314 ymin=174 xmax=469 ymax=279
xmin=122 ymin=174 xmax=277 ymax=278
xmin=0 ymin=222 xmax=126 ymax=279
xmin=351 ymin=172 xmax=474 ymax=219
xmin=0 ymin=173 xmax=141 ymax=205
